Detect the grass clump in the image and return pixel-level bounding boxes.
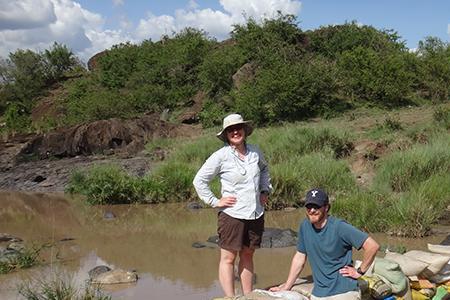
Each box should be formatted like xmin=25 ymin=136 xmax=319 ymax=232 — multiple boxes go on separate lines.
xmin=383 ymin=173 xmax=450 ymax=237
xmin=251 ymin=125 xmax=354 ymax=163
xmin=66 ymin=164 xmax=145 ymax=205
xmin=18 ymin=274 xmax=110 ymax=300
xmin=374 ymin=133 xmax=450 ymax=192
xmin=331 ymin=192 xmax=388 ymax=233
xmin=0 ymin=244 xmax=42 ymax=274
xmin=270 ymin=152 xmax=357 ymax=208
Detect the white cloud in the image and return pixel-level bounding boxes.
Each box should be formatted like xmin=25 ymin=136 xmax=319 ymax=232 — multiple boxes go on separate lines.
xmin=0 ymin=0 xmax=132 ymax=62
xmin=0 ymin=0 xmax=57 ymax=30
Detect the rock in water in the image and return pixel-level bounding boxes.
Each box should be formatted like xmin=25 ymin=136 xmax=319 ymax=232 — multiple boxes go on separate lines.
xmin=91 ymin=269 xmax=138 ymax=284
xmin=88 ymin=265 xmax=112 ymax=279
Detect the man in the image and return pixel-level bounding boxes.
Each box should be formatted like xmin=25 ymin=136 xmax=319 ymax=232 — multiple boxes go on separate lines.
xmin=270 ymin=188 xmax=379 ymax=300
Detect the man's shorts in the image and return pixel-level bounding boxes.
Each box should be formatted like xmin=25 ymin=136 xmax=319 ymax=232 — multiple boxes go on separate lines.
xmin=217 ymin=212 xmax=264 ymax=251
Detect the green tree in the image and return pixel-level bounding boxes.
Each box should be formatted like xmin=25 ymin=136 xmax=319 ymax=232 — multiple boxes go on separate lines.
xmin=416 ymin=37 xmax=450 ymax=101
xmin=43 ymin=42 xmax=78 ymax=82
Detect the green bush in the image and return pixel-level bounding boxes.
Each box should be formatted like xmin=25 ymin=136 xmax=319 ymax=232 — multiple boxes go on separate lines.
xmin=233 ymin=54 xmax=342 ymax=124
xmin=4 ymin=103 xmax=31 ymax=133
xmin=66 ymin=164 xmax=145 ymax=205
xmin=337 ymin=46 xmax=414 ymax=106
xmin=433 ymin=106 xmax=450 ymax=128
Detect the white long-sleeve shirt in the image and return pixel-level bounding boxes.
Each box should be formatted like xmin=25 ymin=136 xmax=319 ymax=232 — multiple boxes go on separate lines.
xmin=193 ymin=144 xmax=272 ymax=220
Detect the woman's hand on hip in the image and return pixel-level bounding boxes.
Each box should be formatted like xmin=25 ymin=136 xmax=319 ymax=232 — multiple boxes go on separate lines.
xmin=260 ymin=193 xmax=268 ymax=206
xmin=217 ymin=196 xmax=237 ymax=208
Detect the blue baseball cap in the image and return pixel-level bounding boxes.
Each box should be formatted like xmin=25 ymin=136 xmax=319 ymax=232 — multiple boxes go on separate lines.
xmin=305 ymin=188 xmax=329 ymax=207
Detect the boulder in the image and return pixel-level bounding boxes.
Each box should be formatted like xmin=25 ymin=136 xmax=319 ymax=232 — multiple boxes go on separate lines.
xmin=88 ymin=265 xmax=112 ymax=279
xmin=232 ymin=63 xmax=256 ymax=90
xmin=87 ymin=50 xmax=108 ymax=71
xmin=91 ymin=269 xmax=138 ymax=284
xmin=261 ymin=228 xmax=297 ymax=248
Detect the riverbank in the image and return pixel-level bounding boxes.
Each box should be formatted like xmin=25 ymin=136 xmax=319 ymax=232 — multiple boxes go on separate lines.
xmin=1 ymin=105 xmax=450 ymax=237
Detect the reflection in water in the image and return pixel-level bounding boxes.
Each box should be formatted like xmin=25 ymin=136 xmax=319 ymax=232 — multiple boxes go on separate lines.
xmin=0 ymin=191 xmax=448 ymax=299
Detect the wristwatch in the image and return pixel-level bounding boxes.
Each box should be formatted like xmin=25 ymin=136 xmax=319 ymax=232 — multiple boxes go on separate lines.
xmin=357 ymin=267 xmax=366 ymax=275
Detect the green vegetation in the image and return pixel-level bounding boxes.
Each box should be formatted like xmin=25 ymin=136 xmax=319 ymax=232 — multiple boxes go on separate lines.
xmin=66 ymin=164 xmax=146 ymax=205
xmin=67 ymin=105 xmax=450 ymax=237
xmin=0 ymin=43 xmax=81 ymax=133
xmin=18 ymin=274 xmax=111 ymax=300
xmin=2 ymin=15 xmax=450 ymax=133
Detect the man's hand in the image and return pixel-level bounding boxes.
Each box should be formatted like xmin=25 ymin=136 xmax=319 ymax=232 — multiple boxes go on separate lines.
xmin=217 ymin=196 xmax=237 ymax=208
xmin=269 ymin=283 xmax=288 ymax=292
xmin=339 ymin=265 xmax=361 ymax=279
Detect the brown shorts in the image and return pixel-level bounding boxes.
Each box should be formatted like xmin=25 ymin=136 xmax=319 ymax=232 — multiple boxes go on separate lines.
xmin=217 ymin=212 xmax=264 ymax=251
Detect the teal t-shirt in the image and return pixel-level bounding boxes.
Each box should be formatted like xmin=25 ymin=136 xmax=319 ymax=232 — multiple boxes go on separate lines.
xmin=297 ymin=216 xmax=368 ymax=297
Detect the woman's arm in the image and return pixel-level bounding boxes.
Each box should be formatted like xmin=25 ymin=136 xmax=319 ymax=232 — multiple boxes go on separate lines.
xmin=193 ymin=152 xmax=222 ymax=207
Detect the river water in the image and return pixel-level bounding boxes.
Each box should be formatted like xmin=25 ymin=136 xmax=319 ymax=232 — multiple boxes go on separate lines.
xmin=0 ymin=191 xmax=448 ymax=299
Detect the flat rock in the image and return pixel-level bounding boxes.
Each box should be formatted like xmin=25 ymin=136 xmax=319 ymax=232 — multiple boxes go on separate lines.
xmin=91 ymin=269 xmax=138 ymax=284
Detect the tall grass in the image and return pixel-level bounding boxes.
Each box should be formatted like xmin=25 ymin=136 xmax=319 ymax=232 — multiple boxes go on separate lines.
xmin=250 ymin=125 xmax=354 ymax=163
xmin=331 ymin=191 xmax=388 ymax=233
xmin=374 ymin=133 xmax=450 ymax=192
xmin=66 ymin=164 xmax=145 ymax=205
xmin=383 ymin=173 xmax=450 ymax=237
xmin=18 ymin=273 xmax=110 ymax=300
xmin=269 ymin=151 xmax=356 ymax=208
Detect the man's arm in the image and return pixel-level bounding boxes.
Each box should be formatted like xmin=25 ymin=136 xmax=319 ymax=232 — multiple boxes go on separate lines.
xmin=269 ymin=251 xmax=307 ymax=291
xmin=339 ymin=236 xmax=380 ymax=279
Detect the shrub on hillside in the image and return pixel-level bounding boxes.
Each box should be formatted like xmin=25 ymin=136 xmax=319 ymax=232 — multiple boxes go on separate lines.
xmin=233 ymin=55 xmax=342 ymax=124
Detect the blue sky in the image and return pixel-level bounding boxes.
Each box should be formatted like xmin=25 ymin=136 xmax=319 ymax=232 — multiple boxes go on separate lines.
xmin=1 ymin=0 xmax=449 ymax=62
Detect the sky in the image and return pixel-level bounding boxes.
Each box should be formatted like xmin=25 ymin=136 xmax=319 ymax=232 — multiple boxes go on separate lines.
xmin=0 ymin=0 xmax=449 ymax=63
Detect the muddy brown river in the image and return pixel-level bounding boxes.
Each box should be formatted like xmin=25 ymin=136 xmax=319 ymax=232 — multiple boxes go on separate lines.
xmin=0 ymin=191 xmax=448 ymax=299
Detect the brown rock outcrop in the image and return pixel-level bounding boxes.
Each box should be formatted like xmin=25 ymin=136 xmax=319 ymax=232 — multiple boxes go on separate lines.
xmin=19 ymin=114 xmax=198 ymax=160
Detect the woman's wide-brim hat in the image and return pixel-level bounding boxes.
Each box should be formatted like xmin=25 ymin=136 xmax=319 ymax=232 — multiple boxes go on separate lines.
xmin=216 ymin=113 xmax=253 ymax=142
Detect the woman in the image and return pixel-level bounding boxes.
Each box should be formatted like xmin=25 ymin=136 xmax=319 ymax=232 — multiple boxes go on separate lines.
xmin=193 ymin=113 xmax=272 ymax=297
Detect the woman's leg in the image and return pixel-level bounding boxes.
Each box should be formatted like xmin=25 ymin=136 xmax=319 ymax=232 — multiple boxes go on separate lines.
xmin=219 ymin=247 xmax=237 ymax=297
xmin=238 ymin=246 xmax=255 ymax=295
